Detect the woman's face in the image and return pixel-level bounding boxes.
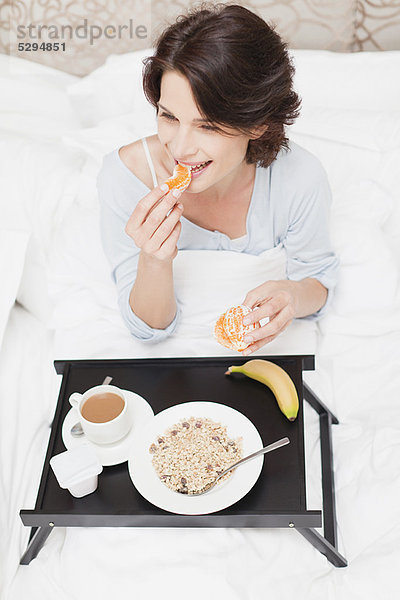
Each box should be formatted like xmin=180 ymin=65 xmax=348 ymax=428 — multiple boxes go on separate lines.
xmin=157 ymin=70 xmax=252 ymax=194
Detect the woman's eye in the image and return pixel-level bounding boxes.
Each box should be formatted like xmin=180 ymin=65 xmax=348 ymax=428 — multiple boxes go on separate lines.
xmin=159 ymin=112 xmax=217 ymax=131
xmin=159 ymin=112 xmax=176 ymax=121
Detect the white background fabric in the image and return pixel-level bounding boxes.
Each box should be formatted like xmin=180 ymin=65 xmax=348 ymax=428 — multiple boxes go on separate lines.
xmin=0 ymin=230 xmax=30 ymax=349
xmin=1 ymin=49 xmax=400 ymax=599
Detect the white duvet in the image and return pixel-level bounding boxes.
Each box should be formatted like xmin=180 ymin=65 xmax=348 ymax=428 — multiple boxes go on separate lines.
xmin=1 ymin=49 xmax=400 ymax=600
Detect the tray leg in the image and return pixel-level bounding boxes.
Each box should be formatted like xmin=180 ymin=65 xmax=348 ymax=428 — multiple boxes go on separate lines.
xmin=303 ymin=382 xmax=348 ymax=567
xmin=20 ymin=524 xmax=53 ymax=565
xmin=297 ymin=527 xmax=347 ymax=568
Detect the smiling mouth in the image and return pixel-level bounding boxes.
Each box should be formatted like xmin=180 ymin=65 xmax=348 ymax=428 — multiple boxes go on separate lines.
xmin=175 ymin=159 xmax=212 ymax=173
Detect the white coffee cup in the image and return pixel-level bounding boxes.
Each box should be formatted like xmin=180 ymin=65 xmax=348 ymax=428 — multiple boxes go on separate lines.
xmin=69 ymin=384 xmax=132 ymax=445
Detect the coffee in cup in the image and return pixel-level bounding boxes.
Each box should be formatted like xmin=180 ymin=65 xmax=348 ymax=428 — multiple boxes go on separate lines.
xmin=69 ymin=384 xmax=132 ymax=445
xmin=81 ymin=392 xmax=125 ymax=423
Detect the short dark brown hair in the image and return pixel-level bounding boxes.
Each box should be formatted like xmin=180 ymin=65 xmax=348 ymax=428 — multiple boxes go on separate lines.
xmin=142 ymin=3 xmax=301 ymax=169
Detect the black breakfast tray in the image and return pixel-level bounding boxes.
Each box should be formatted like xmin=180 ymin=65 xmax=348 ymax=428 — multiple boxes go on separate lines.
xmin=20 ymin=355 xmax=347 ymax=567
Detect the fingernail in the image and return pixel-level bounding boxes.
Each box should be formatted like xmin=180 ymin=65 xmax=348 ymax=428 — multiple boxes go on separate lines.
xmin=160 ymin=183 xmax=169 ymax=192
xmin=172 ymin=188 xmax=182 ymax=198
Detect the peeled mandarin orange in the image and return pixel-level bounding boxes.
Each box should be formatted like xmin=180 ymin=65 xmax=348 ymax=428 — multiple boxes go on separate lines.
xmin=164 ymin=163 xmax=192 ymax=192
xmin=214 ymin=305 xmax=260 ymax=352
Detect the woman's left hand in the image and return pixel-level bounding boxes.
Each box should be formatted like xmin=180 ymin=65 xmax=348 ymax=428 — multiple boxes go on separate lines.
xmin=240 ymin=280 xmax=298 ymax=355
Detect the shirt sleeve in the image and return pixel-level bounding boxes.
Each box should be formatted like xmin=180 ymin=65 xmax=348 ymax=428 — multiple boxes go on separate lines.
xmin=97 ymin=153 xmax=181 ymax=342
xmin=280 ymin=154 xmax=339 ymax=320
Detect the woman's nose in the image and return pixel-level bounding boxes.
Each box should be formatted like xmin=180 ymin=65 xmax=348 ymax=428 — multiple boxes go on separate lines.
xmin=172 ymin=127 xmax=197 ymax=160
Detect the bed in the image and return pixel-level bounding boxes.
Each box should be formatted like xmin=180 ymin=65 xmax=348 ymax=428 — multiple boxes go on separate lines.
xmin=1 ymin=44 xmax=400 ymax=599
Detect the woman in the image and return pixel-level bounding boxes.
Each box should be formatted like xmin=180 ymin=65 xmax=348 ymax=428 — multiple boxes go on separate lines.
xmin=97 ymin=3 xmax=338 ymax=355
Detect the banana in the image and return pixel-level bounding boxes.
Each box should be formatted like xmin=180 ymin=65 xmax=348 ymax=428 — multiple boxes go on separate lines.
xmin=225 ymin=359 xmax=299 ymax=421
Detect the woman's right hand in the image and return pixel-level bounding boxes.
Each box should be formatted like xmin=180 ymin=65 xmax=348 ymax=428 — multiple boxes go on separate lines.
xmin=125 ymin=183 xmax=184 ymax=262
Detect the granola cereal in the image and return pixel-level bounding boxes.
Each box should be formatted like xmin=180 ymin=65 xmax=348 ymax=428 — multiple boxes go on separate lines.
xmin=149 ymin=416 xmax=243 ymax=494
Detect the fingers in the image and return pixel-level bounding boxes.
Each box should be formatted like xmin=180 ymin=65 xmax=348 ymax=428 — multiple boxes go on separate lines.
xmin=136 ymin=202 xmax=182 ymax=259
xmin=141 ymin=194 xmax=182 ymax=241
xmin=125 ymin=182 xmax=184 ymax=262
xmin=242 ymin=290 xmax=293 ymax=327
xmin=240 ymin=282 xmax=298 ymax=355
xmin=242 ymin=282 xmax=274 ymax=310
xmin=241 ymin=309 xmax=293 ymax=357
xmin=127 ymin=184 xmax=168 ymax=232
xmin=148 ymin=203 xmax=183 ymax=252
xmin=156 ymin=219 xmax=182 ymax=261
xmin=245 ymin=304 xmax=294 ymax=342
xmin=241 ymin=320 xmax=292 ymax=356
xmin=241 ymin=317 xmax=293 ymax=356
xmin=125 ymin=183 xmax=180 ymax=238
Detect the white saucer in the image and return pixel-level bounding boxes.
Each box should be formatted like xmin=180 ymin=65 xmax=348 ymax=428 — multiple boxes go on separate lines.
xmin=62 ymin=390 xmax=154 ymax=466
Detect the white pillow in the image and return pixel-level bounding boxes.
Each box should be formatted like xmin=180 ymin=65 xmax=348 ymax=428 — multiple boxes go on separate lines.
xmin=0 ymin=137 xmax=89 ymax=326
xmin=0 ymin=230 xmax=31 ymax=349
xmin=291 ymin=106 xmax=400 ymax=153
xmin=62 ymin=112 xmax=156 ymax=163
xmin=0 ymin=139 xmax=85 ymax=256
xmin=330 ymin=180 xmax=399 ymax=313
xmin=289 ymin=113 xmax=400 ymax=328
xmin=288 ymin=105 xmax=400 ymax=206
xmin=291 ymin=49 xmax=400 ymax=112
xmin=67 ymin=49 xmax=155 ymax=127
xmin=0 ymin=54 xmax=80 ymax=140
xmin=16 ymin=234 xmax=53 ymax=324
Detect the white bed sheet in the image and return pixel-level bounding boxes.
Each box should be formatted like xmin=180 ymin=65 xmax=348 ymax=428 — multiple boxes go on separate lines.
xmin=1 ymin=50 xmax=400 ymax=600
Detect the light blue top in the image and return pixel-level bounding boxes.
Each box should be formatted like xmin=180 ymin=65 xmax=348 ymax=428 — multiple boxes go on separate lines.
xmin=97 ymin=139 xmax=339 ymax=343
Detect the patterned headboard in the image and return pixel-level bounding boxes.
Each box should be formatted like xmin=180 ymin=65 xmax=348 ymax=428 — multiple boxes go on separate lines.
xmin=1 ymin=0 xmax=400 ymax=76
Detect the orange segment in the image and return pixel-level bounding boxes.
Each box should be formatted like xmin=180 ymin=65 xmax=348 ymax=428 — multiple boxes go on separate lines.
xmin=164 ymin=163 xmax=192 ymax=192
xmin=214 ymin=305 xmax=260 ymax=352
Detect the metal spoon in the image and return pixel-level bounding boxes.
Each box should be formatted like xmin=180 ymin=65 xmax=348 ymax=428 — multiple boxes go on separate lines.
xmin=178 ymin=436 xmax=290 ymax=496
xmin=70 ymin=376 xmax=113 ymax=438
